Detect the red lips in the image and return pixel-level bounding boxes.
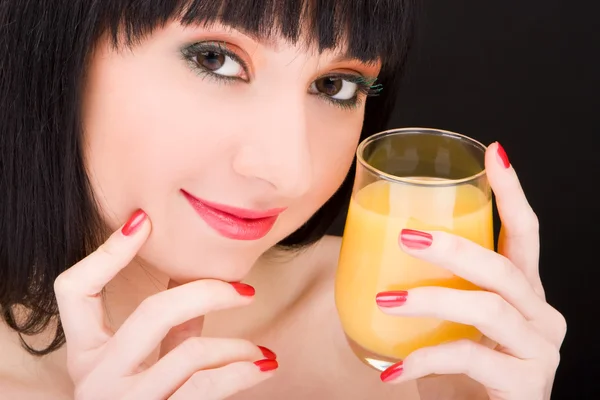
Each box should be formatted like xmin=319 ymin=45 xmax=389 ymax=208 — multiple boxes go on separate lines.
xmin=181 ymin=190 xmax=286 ymax=241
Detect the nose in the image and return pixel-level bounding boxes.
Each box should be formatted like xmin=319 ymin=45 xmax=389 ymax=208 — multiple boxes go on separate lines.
xmin=232 ymin=96 xmax=312 ymax=200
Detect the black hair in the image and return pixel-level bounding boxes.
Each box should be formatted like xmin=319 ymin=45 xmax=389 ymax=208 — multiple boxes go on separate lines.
xmin=0 ymin=0 xmax=417 ymax=355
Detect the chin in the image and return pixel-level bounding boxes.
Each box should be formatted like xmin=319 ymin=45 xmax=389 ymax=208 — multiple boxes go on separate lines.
xmin=132 ymin=222 xmax=281 ymax=284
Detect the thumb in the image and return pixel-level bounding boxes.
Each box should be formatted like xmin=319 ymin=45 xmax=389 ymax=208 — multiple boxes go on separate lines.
xmin=159 ymin=279 xmax=205 ymax=358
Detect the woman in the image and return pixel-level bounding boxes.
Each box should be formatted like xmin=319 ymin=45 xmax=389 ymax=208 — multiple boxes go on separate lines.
xmin=0 ymin=0 xmax=566 ymax=399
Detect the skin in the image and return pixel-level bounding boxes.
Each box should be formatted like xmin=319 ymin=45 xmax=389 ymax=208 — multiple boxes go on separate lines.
xmin=0 ymin=21 xmax=566 ymax=399
xmin=81 ymin=22 xmax=374 ymax=285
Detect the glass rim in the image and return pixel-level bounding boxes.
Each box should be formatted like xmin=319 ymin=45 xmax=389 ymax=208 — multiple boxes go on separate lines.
xmin=356 ymin=127 xmax=488 ymax=187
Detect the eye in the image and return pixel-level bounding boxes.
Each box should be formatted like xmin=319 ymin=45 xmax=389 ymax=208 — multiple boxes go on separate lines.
xmin=309 ymin=77 xmax=359 ymax=100
xmin=194 ymin=50 xmax=244 ymax=78
xmin=182 ymin=42 xmax=248 ymax=81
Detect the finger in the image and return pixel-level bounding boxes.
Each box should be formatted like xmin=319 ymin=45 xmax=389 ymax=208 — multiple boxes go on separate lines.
xmin=129 ymin=338 xmax=275 ymax=400
xmin=54 ymin=209 xmax=151 ymax=352
xmin=381 ymin=340 xmax=521 ymax=391
xmin=376 ymin=287 xmax=549 ymax=358
xmin=168 ymin=360 xmax=278 ymax=400
xmin=98 ymin=280 xmax=256 ymax=377
xmin=485 ymin=142 xmax=543 ymax=297
xmin=159 ymin=280 xmax=205 ymax=358
xmin=399 ymin=229 xmax=547 ymax=321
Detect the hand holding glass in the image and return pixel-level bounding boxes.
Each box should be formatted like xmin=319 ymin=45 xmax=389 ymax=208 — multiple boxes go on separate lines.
xmin=335 ymin=128 xmax=493 ymax=371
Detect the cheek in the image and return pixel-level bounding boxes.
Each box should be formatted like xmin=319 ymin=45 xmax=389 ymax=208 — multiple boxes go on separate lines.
xmin=315 ymin=100 xmax=363 ymax=170
xmin=305 ymin=103 xmax=363 ymax=203
xmin=82 ymin=48 xmax=221 ymax=226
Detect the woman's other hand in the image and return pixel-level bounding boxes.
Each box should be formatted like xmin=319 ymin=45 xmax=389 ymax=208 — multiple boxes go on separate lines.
xmin=377 ymin=143 xmax=566 ymax=400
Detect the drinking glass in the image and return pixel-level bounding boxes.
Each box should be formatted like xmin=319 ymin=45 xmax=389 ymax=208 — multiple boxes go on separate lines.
xmin=335 ymin=127 xmax=493 ymax=371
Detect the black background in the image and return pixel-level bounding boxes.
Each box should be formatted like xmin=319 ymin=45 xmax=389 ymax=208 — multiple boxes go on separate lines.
xmin=329 ymin=1 xmax=598 ymax=398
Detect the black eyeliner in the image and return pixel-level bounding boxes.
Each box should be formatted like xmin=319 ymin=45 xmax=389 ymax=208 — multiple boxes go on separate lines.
xmin=181 ymin=41 xmax=250 ymax=83
xmin=181 ymin=41 xmax=380 ymax=110
xmin=314 ymin=73 xmax=382 ymax=109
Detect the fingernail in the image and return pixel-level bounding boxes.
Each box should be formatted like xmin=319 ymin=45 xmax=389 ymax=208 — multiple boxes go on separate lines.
xmin=230 ymin=282 xmax=256 ymax=297
xmin=254 ymin=359 xmax=279 ymax=372
xmin=399 ymin=229 xmax=432 ymax=249
xmin=258 ymin=346 xmax=277 ymax=360
xmin=121 ymin=209 xmax=147 ymax=236
xmin=376 ymin=291 xmax=408 ymax=307
xmin=381 ymin=361 xmax=404 ymax=382
xmin=496 ymin=142 xmax=510 ymax=169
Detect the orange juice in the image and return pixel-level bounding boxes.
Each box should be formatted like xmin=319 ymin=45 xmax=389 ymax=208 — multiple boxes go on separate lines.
xmin=335 ymin=179 xmax=493 ymax=362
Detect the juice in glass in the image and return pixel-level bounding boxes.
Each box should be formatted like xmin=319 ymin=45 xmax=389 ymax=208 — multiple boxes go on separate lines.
xmin=334 ymin=128 xmax=493 ymax=370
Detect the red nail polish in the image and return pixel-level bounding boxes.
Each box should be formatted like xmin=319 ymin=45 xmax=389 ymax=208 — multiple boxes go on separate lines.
xmin=258 ymin=346 xmax=277 ymax=360
xmin=399 ymin=229 xmax=433 ymax=249
xmin=496 ymin=142 xmax=510 ymax=169
xmin=254 ymin=359 xmax=279 ymax=372
xmin=230 ymin=282 xmax=256 ymax=297
xmin=381 ymin=361 xmax=404 ymax=382
xmin=121 ymin=210 xmax=147 ymax=236
xmin=376 ymin=291 xmax=408 ymax=307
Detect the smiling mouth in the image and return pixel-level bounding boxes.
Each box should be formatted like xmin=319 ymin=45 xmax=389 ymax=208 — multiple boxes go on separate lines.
xmin=181 ymin=190 xmax=286 ymax=241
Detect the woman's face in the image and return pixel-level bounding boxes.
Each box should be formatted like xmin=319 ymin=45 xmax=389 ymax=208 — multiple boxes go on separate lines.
xmin=82 ymin=21 xmax=380 ymax=282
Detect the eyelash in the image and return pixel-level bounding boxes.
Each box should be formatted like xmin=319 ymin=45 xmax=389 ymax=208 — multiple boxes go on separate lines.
xmin=180 ymin=42 xmax=382 ymax=110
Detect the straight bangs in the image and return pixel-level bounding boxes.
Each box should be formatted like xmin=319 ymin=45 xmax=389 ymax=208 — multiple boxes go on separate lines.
xmin=97 ymin=0 xmax=415 ymax=73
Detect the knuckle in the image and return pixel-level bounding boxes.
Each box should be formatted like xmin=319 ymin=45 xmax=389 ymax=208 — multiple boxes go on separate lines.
xmin=451 ymin=340 xmax=480 ymax=375
xmin=65 ymin=356 xmax=84 ymax=381
xmin=192 ymin=363 xmax=259 ymax=398
xmin=137 ymin=294 xmax=167 ymax=316
xmin=227 ymin=338 xmax=259 ymax=357
xmin=188 ymin=367 xmax=238 ymax=395
xmin=185 ymin=279 xmax=218 ymax=300
xmin=73 ymin=381 xmax=96 ymax=400
xmin=525 ymin=209 xmax=540 ymax=233
xmin=179 ymin=337 xmax=209 ymax=357
xmin=546 ymin=349 xmax=561 ymax=370
xmin=552 ymin=310 xmax=568 ymax=343
xmin=477 ymin=292 xmax=509 ymax=326
xmin=192 ymin=279 xmax=223 ymax=299
xmin=489 ymin=254 xmax=519 ymax=283
xmin=73 ymin=386 xmax=84 ymax=400
xmin=526 ymin=363 xmax=550 ymax=391
xmin=187 ymin=372 xmax=211 ymax=393
xmin=411 ymin=345 xmax=436 ymax=367
xmin=222 ymin=363 xmax=255 ymax=388
xmin=438 ymin=231 xmax=462 ymax=256
xmin=515 ymin=207 xmax=539 ymax=235
xmin=455 ymin=339 xmax=479 ymax=360
xmin=193 ymin=280 xmax=244 ymax=308
xmin=96 ymin=240 xmax=119 ymax=259
xmin=430 ymin=231 xmax=464 ymax=265
xmin=533 ymin=283 xmax=546 ymax=300
xmin=53 ymin=273 xmax=78 ymax=296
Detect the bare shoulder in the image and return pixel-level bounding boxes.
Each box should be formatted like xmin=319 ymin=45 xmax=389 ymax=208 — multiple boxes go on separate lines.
xmin=0 ymin=378 xmax=31 ymax=399
xmin=0 ymin=324 xmax=72 ymax=400
xmin=0 ymin=358 xmax=71 ymax=400
xmin=0 ymin=377 xmax=58 ymax=400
